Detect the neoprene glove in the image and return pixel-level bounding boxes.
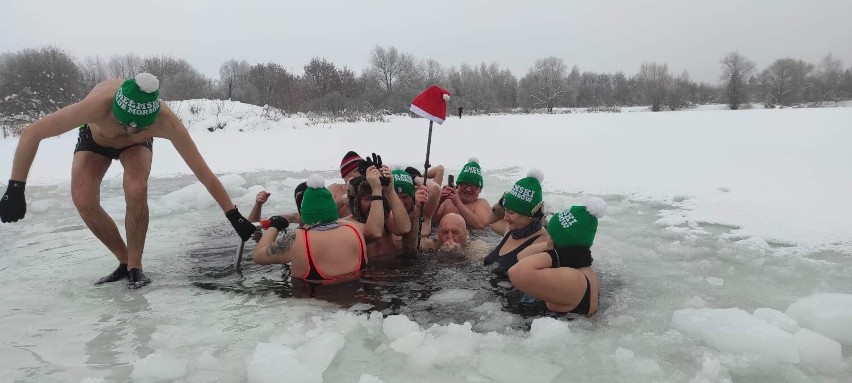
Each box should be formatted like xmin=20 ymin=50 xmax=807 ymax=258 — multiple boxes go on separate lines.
xmin=267 ymin=216 xmax=290 ymax=232
xmin=0 ymin=180 xmax=27 ymax=223
xmin=226 ymin=207 xmax=256 ymax=242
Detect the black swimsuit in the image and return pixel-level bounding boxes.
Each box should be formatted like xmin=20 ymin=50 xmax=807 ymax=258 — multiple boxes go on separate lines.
xmin=547 ymin=247 xmax=594 ymax=315
xmin=483 ymin=234 xmax=542 ymax=273
xmin=74 ymin=124 xmax=153 ymax=160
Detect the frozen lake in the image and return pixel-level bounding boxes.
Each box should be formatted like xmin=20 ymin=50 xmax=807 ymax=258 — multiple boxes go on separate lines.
xmin=2 ymin=104 xmax=851 ymax=382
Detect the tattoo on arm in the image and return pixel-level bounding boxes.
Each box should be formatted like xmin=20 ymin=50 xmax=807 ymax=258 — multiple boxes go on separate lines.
xmin=269 ymin=231 xmax=297 ymax=256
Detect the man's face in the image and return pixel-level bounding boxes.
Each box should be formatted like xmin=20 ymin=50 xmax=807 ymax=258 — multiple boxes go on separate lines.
xmin=358 ymin=194 xmax=373 ymax=217
xmin=457 ymin=182 xmax=481 ymax=204
xmin=438 ymin=216 xmax=468 ymax=247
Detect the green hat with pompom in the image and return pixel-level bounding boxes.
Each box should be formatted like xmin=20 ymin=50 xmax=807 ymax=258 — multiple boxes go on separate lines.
xmin=300 ymin=174 xmax=340 ymax=225
xmin=112 ymin=72 xmax=161 ymax=128
xmin=547 ymin=197 xmax=607 ymax=248
xmin=391 ymin=165 xmax=415 ymax=198
xmin=501 ymin=169 xmax=544 ymax=217
xmin=456 ymin=157 xmax=483 ymax=188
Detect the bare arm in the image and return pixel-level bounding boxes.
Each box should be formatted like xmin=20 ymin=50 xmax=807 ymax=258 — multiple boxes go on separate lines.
xmin=329 ymin=183 xmax=348 ymax=210
xmin=162 ymin=106 xmax=233 ymax=212
xmin=381 ymin=166 xmax=411 ymax=236
xmin=253 ymin=228 xmax=297 ymax=265
xmin=10 ymin=97 xmax=98 ymax=181
xmin=247 ymin=191 xmax=270 ymax=222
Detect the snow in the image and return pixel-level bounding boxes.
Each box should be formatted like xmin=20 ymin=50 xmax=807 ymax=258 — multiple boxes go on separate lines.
xmin=2 ymin=101 xmax=852 ymax=382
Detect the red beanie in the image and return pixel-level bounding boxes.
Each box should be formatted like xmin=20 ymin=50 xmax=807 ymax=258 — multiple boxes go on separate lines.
xmin=340 ymin=151 xmax=363 ymax=178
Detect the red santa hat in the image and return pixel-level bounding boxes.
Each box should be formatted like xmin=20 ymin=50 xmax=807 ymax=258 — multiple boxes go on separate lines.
xmin=410 ymin=85 xmax=451 ymax=124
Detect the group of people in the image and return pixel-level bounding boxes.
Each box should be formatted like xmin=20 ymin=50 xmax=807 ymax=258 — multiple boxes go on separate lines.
xmin=0 ymin=73 xmax=606 ymax=316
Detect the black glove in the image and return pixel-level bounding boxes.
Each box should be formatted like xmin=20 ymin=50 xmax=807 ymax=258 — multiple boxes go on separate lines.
xmin=0 ymin=180 xmax=27 ymax=223
xmin=268 ymin=216 xmax=289 ymax=232
xmin=226 ymin=207 xmax=255 ymax=242
xmin=359 ymin=153 xmax=389 ymax=186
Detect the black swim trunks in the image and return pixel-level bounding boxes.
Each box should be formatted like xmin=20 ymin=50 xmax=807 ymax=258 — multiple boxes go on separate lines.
xmin=74 ymin=125 xmax=153 ymax=160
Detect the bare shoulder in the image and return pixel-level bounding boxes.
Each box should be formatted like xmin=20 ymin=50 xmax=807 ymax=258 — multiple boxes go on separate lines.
xmin=149 ymin=102 xmax=187 ymax=140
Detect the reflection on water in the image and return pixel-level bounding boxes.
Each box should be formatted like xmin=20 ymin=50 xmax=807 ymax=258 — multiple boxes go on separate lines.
xmin=188 ymin=231 xmax=620 ymax=330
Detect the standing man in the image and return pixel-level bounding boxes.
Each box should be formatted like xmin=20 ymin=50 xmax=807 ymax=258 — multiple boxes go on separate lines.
xmin=0 ymin=73 xmax=256 ymax=288
xmin=457 ymin=106 xmax=464 ymax=119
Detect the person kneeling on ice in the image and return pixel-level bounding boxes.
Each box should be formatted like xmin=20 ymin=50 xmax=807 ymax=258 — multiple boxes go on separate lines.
xmin=508 ymin=197 xmax=606 ymax=316
xmin=0 ymin=73 xmax=256 ymax=289
xmin=253 ymin=173 xmax=385 ymax=282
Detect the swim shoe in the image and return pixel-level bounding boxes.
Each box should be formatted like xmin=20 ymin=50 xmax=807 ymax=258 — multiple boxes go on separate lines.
xmin=94 ymin=263 xmax=129 ymax=285
xmin=127 ymin=268 xmax=151 ymax=289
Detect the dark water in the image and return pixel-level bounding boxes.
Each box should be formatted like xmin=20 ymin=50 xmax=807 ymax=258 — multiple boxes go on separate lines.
xmin=187 ymin=231 xmax=619 ymax=330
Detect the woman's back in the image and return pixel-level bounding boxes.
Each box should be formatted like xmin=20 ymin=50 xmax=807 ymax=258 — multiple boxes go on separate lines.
xmin=291 ymin=223 xmax=367 ymax=281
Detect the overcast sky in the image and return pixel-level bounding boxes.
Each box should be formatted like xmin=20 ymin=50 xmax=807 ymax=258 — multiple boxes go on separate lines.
xmin=2 ymin=0 xmax=850 ymax=83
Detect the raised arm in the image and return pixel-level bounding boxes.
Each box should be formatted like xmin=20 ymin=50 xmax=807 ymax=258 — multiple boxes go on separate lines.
xmin=361 ymin=166 xmax=386 ymax=242
xmin=253 ymin=217 xmax=296 ymax=265
xmin=381 ymin=166 xmax=412 ymax=236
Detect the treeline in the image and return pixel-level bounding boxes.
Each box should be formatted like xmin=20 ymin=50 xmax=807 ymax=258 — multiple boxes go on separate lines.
xmin=2 ymin=45 xmax=852 ymax=132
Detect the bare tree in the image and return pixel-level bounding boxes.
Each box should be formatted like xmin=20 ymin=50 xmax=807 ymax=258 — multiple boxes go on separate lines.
xmin=141 ymin=55 xmax=211 ymax=100
xmin=667 ymin=70 xmax=692 ymax=110
xmin=79 ymin=55 xmax=109 ymax=90
xmin=304 ymin=57 xmax=342 ymax=98
xmin=364 ymin=45 xmax=423 ymax=111
xmin=760 ymin=58 xmax=814 ymax=106
xmin=519 ymin=56 xmax=569 ymax=113
xmin=423 ymin=58 xmax=446 ymax=87
xmin=0 ymin=46 xmax=84 ymax=127
xmin=815 ymin=54 xmax=844 ymax=103
xmin=218 ymin=58 xmax=250 ymax=100
xmin=106 ymin=53 xmax=143 ymax=79
xmin=638 ymin=62 xmax=671 ymax=112
xmin=720 ymin=51 xmax=756 ymax=110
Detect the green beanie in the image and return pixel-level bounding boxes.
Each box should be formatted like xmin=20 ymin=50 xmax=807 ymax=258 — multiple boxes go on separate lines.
xmin=391 ymin=166 xmax=415 ymax=198
xmin=112 ymin=73 xmax=161 ymax=128
xmin=502 ymin=169 xmax=544 ymax=217
xmin=455 ymin=157 xmax=483 ymax=188
xmin=547 ymin=197 xmax=607 ymax=248
xmin=300 ymin=174 xmax=340 ymax=225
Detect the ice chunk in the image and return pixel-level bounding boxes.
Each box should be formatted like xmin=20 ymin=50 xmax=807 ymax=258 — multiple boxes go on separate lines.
xmin=79 ymin=379 xmax=105 ymax=383
xmin=382 ymin=315 xmax=421 ymax=342
xmin=131 ymin=352 xmax=188 ymax=382
xmin=247 ymin=341 xmax=341 ymax=383
xmin=683 ymin=296 xmax=709 ymax=308
xmin=705 ymin=277 xmax=724 ymax=286
xmin=785 ymin=293 xmax=852 ymax=345
xmin=427 ymin=289 xmax=476 ymax=303
xmin=793 ymin=328 xmax=842 ymax=369
xmin=477 ymin=351 xmax=563 ymax=383
xmin=752 ymin=308 xmax=800 ymax=333
xmin=736 ymin=236 xmax=770 ymax=251
xmin=671 ymin=308 xmax=799 ymax=363
xmin=689 ymin=353 xmax=732 ymax=383
xmin=526 ymin=317 xmax=574 ymax=349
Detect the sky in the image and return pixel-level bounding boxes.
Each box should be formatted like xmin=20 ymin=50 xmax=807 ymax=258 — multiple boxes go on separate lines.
xmin=1 ymin=0 xmax=851 ymax=83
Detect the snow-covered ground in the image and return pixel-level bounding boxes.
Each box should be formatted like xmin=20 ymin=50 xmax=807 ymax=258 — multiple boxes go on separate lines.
xmin=1 ymin=101 xmax=851 ymax=382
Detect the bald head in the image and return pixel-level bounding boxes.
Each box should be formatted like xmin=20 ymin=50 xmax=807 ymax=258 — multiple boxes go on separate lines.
xmin=438 ymin=213 xmax=468 ymax=247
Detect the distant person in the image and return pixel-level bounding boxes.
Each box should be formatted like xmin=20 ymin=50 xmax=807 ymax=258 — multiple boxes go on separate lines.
xmin=253 ymin=174 xmax=385 ymax=282
xmin=433 ymin=157 xmax=493 ymax=230
xmin=508 ymin=198 xmax=607 ymax=316
xmin=0 ymin=73 xmax=256 ymax=289
xmin=328 ymin=150 xmax=365 ymax=218
xmin=458 ymin=106 xmax=464 ymax=119
xmin=483 ymin=170 xmax=549 ymax=274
